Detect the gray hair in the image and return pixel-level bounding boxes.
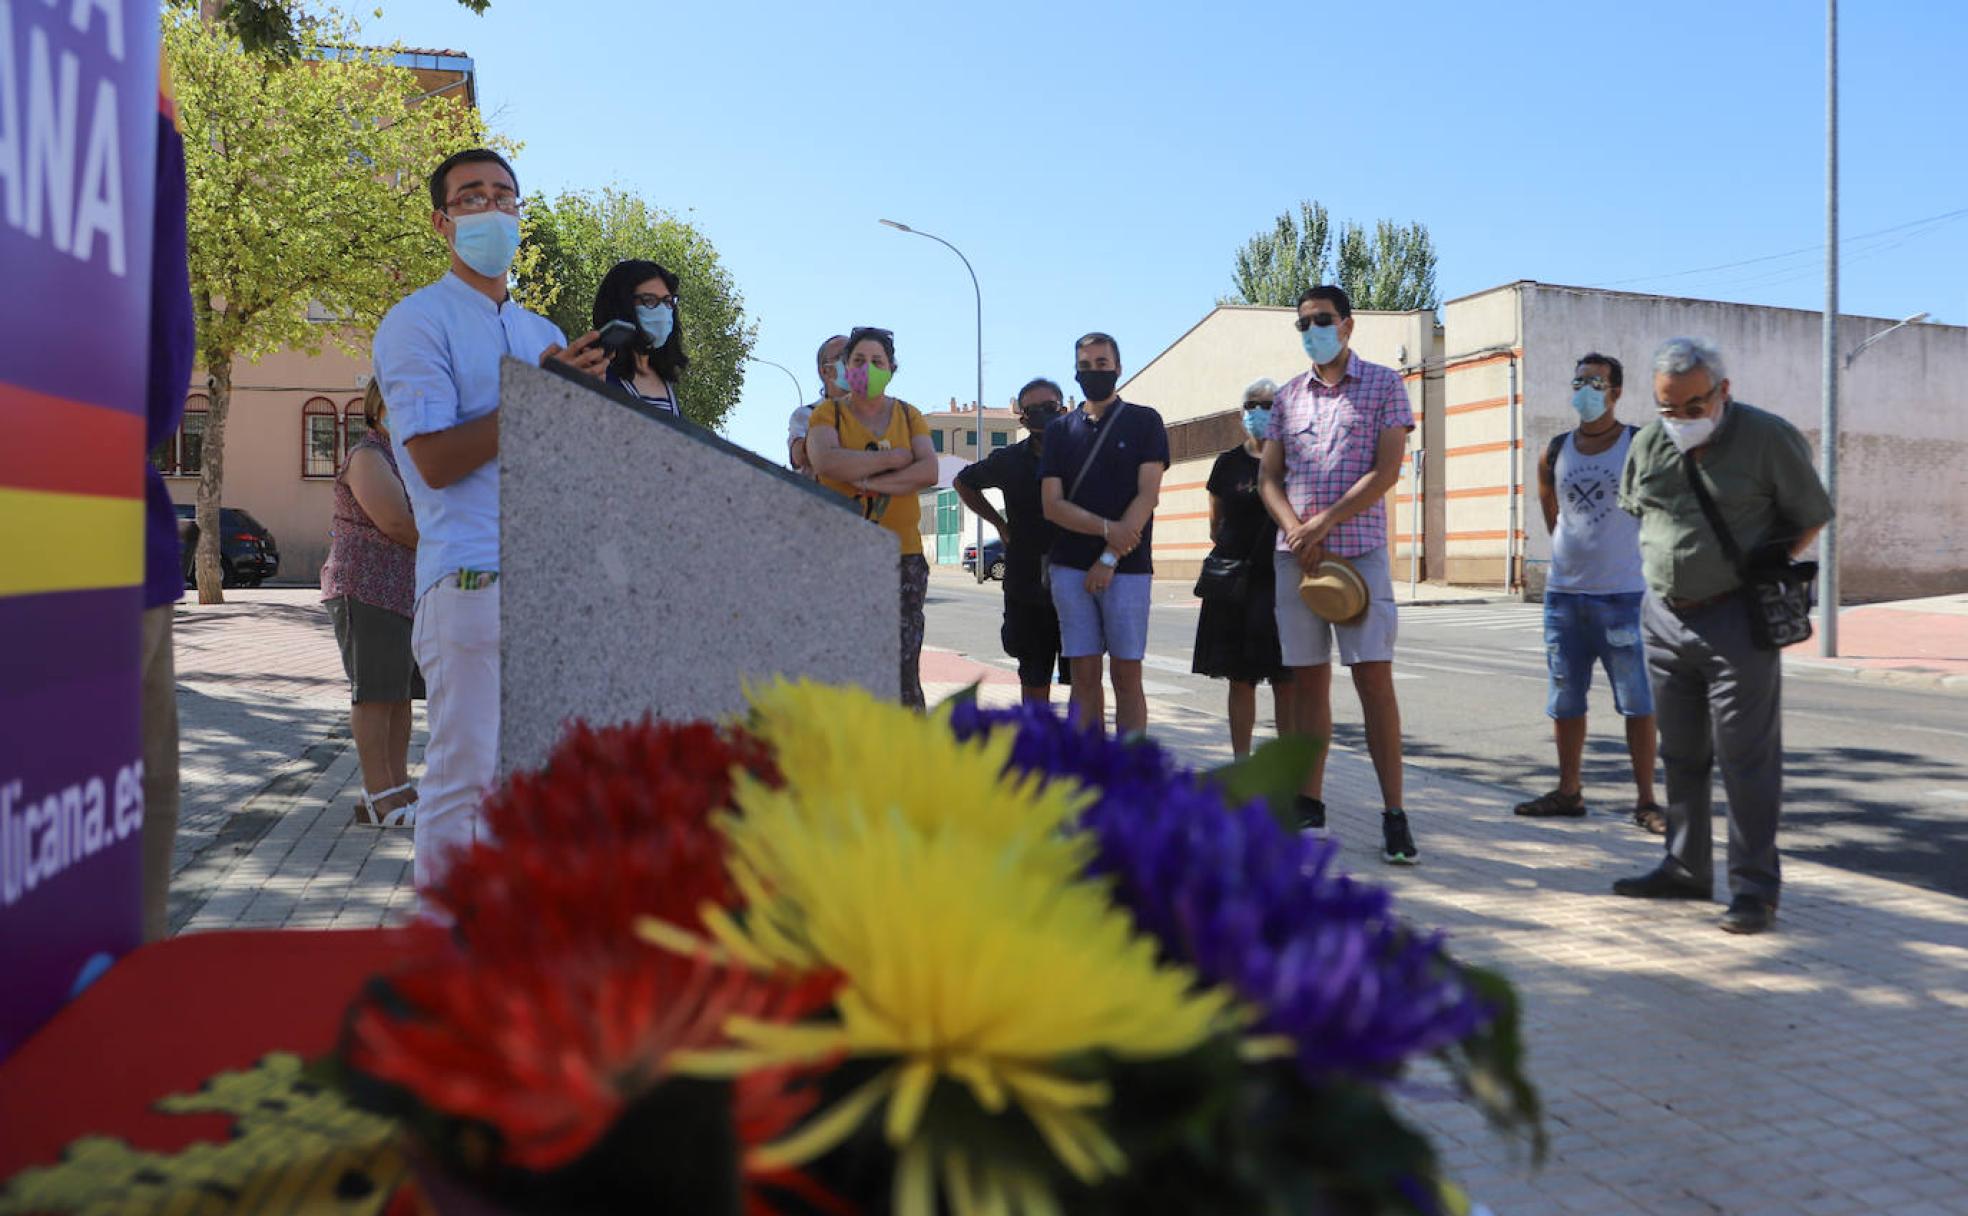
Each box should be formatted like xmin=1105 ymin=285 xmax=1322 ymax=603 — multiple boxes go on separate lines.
xmin=1243 ymin=376 xmax=1279 ymax=403
xmin=1653 ymin=337 xmax=1726 ymax=384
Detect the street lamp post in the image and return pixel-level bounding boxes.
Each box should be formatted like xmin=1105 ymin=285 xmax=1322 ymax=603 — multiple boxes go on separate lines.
xmin=1820 ymin=0 xmax=1839 ymax=656
xmin=880 ymin=218 xmax=987 ymax=584
xmin=747 ymin=356 xmax=809 ymax=468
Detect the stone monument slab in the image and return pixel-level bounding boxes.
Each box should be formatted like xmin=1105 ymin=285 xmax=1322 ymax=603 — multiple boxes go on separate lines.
xmin=499 ymin=359 xmax=899 ymax=771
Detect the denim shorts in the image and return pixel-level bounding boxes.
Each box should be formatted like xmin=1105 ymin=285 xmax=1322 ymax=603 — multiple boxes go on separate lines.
xmin=1544 ymin=591 xmax=1654 ymax=719
xmin=1049 ymin=567 xmax=1152 ymax=661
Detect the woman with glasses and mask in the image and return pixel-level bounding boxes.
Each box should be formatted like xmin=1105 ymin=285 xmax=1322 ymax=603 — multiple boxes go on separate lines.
xmin=806 ymin=327 xmax=940 ymax=707
xmin=591 ymin=260 xmax=686 ymax=417
xmin=1192 ymin=377 xmax=1296 ymax=758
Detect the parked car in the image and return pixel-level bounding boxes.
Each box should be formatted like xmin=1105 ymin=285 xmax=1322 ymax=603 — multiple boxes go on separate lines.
xmin=961 ymin=537 xmax=1006 ymax=581
xmin=176 ymin=505 xmax=280 ymax=588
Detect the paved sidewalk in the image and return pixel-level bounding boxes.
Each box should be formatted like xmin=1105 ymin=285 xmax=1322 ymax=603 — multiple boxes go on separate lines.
xmin=173 ymin=597 xmax=1968 ymax=1214
xmin=1787 ymin=593 xmax=1968 ymax=690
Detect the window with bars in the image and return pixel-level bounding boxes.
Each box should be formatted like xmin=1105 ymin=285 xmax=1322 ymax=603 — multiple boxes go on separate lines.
xmin=342 ymin=397 xmax=369 ymax=455
xmin=150 ymin=394 xmax=208 ymax=476
xmin=303 ymin=397 xmax=340 ymax=477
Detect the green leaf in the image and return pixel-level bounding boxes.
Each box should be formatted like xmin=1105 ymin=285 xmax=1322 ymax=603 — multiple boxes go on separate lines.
xmin=1203 ymin=735 xmax=1323 ymax=833
xmin=1439 ymin=963 xmax=1547 ymax=1165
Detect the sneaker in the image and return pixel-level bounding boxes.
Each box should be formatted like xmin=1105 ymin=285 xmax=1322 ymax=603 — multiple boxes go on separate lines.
xmin=1381 ymin=810 xmax=1418 ymax=865
xmin=1295 ymin=795 xmax=1327 ymax=834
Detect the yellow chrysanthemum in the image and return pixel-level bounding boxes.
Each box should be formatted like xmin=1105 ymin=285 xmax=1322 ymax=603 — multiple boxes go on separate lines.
xmin=639 ymin=683 xmax=1230 ymax=1216
xmin=742 ymin=678 xmax=1084 ymax=843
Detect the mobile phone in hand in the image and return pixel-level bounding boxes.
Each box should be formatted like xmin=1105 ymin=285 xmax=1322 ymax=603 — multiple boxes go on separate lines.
xmin=596 ymin=319 xmax=639 ymax=353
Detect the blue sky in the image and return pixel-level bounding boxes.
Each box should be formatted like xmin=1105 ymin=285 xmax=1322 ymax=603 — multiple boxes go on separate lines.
xmin=365 ymin=0 xmax=1967 ymax=461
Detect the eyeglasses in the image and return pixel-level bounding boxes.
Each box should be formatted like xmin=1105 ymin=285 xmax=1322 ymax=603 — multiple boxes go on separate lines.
xmin=1571 ymin=376 xmax=1611 ymax=391
xmin=633 ymin=293 xmax=677 ymax=310
xmin=1294 ymin=313 xmax=1340 ymax=332
xmin=1243 ymin=398 xmax=1274 ymax=410
xmin=1020 ymin=401 xmax=1064 ymax=416
xmin=1654 ymin=385 xmax=1723 ymax=418
xmin=445 ymin=192 xmax=524 ymax=216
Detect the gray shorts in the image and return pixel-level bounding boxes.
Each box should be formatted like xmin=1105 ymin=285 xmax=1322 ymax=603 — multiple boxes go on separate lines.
xmin=1272 ymin=548 xmax=1398 ymax=667
xmin=1049 ymin=567 xmax=1153 ymax=661
xmin=327 ymin=595 xmax=425 ymax=703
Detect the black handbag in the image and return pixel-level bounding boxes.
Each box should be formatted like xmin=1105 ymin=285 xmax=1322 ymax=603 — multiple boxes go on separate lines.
xmin=1192 ymin=552 xmax=1250 ymax=602
xmin=1682 ymin=453 xmax=1818 ymax=650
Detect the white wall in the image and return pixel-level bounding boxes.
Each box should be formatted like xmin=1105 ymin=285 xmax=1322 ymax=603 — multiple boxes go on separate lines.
xmin=1518 ymin=284 xmax=1968 ymax=601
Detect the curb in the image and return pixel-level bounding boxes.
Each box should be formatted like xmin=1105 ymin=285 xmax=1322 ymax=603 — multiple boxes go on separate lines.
xmin=1782 ymin=659 xmax=1968 ymax=694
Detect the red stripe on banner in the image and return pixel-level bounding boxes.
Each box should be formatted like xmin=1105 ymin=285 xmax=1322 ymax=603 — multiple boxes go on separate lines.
xmin=0 ymin=384 xmax=145 ymax=499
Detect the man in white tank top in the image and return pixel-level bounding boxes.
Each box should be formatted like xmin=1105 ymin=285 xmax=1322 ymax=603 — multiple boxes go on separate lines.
xmin=1513 ymin=354 xmax=1662 ymax=830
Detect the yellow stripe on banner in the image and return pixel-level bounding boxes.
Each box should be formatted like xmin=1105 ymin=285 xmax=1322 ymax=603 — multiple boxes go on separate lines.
xmin=0 ymin=488 xmax=144 ymax=597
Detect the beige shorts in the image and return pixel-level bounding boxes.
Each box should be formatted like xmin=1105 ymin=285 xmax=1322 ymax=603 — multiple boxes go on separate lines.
xmin=1272 ymin=548 xmax=1398 ymax=667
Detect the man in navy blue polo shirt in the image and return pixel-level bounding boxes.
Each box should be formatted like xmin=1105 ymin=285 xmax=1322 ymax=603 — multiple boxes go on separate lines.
xmin=1041 ymin=332 xmax=1170 ymax=735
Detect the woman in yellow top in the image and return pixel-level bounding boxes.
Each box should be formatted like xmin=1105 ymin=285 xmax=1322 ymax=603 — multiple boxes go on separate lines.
xmin=807 ymin=326 xmax=941 ymax=707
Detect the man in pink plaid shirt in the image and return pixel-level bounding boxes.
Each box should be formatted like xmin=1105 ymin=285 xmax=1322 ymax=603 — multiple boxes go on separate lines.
xmin=1259 ymin=285 xmax=1419 ymax=864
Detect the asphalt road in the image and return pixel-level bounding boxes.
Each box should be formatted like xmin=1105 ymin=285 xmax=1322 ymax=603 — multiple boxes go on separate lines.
xmin=924 ymin=576 xmax=1968 ymax=900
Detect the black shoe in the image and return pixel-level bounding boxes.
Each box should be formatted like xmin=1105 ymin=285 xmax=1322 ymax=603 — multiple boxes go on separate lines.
xmin=1514 ymin=789 xmax=1586 ymax=817
xmin=1295 ymin=796 xmax=1327 ymax=834
xmin=1611 ymin=862 xmax=1712 ymax=900
xmin=1720 ymin=895 xmax=1776 ymax=934
xmin=1381 ymin=810 xmax=1418 ymax=865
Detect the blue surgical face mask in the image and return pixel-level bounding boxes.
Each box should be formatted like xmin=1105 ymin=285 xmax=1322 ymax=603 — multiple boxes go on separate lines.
xmin=1571 ymin=386 xmax=1607 ymax=423
xmin=1301 ymin=322 xmax=1343 ymax=365
xmin=1243 ymin=406 xmax=1272 ymax=440
xmin=636 ymin=303 xmax=675 ymax=349
xmin=448 ymin=210 xmax=522 ymax=279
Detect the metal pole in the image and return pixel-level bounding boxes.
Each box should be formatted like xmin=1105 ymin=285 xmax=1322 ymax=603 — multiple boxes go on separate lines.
xmin=745 ymin=357 xmax=806 ymax=412
xmin=1505 ymin=357 xmax=1519 ymax=594
xmin=1820 ymin=0 xmax=1840 ymax=656
xmin=1410 ymin=446 xmax=1422 ymax=597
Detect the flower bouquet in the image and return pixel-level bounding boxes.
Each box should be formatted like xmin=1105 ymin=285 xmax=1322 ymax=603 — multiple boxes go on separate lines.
xmin=326 ymin=681 xmax=1541 ymax=1216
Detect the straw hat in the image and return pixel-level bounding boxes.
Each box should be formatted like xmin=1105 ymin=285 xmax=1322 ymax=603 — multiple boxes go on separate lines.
xmin=1298 ymin=556 xmax=1370 ymax=624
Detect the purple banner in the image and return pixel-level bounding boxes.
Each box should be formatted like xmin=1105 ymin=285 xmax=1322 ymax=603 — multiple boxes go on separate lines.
xmin=0 ymin=0 xmax=160 ymax=1060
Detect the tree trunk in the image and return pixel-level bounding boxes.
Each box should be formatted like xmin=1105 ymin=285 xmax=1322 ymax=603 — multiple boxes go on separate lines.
xmin=194 ymin=359 xmax=231 ymax=604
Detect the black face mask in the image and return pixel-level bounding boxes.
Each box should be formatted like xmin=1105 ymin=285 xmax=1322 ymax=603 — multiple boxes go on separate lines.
xmin=1022 ymin=406 xmax=1064 ymax=433
xmin=1075 ymin=369 xmax=1119 ymax=402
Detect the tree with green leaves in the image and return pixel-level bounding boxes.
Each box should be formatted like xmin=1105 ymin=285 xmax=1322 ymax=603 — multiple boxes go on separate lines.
xmin=1226 ymin=202 xmax=1440 ymax=312
xmin=211 ymin=0 xmax=491 ymax=58
xmin=167 ymin=3 xmax=488 ymax=602
xmin=514 ymin=189 xmax=756 ymax=431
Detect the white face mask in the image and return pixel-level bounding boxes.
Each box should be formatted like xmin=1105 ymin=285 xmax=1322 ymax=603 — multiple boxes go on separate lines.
xmin=1661 ymin=406 xmax=1721 ymax=454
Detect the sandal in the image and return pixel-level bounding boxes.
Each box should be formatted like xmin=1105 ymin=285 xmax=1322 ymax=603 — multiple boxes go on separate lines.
xmin=1513 ymin=789 xmax=1586 ymax=818
xmin=1633 ymin=803 xmax=1667 ymax=835
xmin=353 ymin=782 xmax=418 ymax=828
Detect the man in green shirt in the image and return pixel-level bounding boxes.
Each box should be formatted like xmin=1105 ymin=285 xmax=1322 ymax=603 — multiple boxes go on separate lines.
xmin=1612 ymin=337 xmax=1832 ymax=934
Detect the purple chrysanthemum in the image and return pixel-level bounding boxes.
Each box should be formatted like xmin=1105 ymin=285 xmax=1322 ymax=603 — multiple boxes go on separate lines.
xmin=950 ymin=701 xmax=1492 ymax=1078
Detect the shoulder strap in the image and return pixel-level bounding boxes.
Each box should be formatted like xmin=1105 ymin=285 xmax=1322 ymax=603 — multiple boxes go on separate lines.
xmin=1066 ymin=401 xmax=1127 ymax=504
xmin=1680 ymin=452 xmax=1747 ymax=574
xmin=1544 ymin=431 xmax=1567 ymax=471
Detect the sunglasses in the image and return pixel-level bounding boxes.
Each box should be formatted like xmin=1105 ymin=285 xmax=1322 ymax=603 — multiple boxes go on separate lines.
xmin=1571 ymin=376 xmax=1611 ymax=391
xmin=1243 ymin=398 xmax=1274 ymax=410
xmin=1294 ymin=313 xmax=1341 ymax=332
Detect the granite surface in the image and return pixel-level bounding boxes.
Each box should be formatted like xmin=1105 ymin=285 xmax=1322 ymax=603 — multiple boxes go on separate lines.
xmin=498 ymin=359 xmax=901 ymax=771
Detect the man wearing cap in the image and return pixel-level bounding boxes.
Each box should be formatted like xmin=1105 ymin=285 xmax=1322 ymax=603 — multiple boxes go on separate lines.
xmin=1612 ymin=337 xmax=1831 ymax=935
xmin=1259 ymin=285 xmax=1418 ymax=864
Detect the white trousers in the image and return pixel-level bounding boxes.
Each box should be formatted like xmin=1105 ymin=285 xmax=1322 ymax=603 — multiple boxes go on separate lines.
xmin=409 ymin=578 xmax=500 ymax=892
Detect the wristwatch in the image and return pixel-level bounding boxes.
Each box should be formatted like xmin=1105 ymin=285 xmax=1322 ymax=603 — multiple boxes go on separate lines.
xmin=1098 ymin=551 xmax=1120 ymax=569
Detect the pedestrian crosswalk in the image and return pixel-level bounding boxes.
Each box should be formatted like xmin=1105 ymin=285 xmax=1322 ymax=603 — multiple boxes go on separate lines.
xmin=1402 ymin=602 xmax=1545 ymax=634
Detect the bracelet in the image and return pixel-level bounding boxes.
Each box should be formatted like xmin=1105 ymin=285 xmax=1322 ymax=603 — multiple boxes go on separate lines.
xmin=1102 ymin=519 xmax=1110 ymax=537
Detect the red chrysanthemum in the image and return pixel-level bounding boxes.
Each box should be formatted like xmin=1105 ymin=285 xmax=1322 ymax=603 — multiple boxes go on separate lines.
xmin=346 ymin=940 xmax=839 ymax=1174
xmin=430 ymin=718 xmax=778 ymax=961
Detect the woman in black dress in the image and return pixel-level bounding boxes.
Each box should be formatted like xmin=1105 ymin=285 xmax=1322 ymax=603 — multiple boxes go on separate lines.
xmin=1192 ymin=378 xmax=1295 ymax=757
